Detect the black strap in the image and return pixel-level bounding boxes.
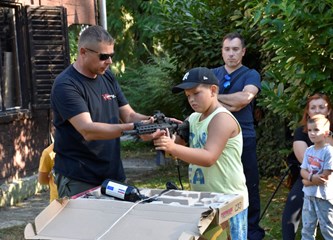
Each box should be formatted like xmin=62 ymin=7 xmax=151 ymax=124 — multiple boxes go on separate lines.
xmin=222 ymin=66 xmax=251 ymax=94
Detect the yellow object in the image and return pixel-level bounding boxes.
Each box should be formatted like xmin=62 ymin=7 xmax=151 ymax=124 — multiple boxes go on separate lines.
xmin=38 ymin=143 xmax=58 ymax=202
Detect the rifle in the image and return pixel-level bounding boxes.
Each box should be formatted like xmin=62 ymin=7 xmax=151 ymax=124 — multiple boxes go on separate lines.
xmin=122 ymin=111 xmax=189 ymax=140
xmin=122 ymin=111 xmax=189 ymax=165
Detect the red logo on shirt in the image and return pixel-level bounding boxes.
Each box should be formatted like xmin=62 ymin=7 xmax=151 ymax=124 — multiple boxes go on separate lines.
xmin=308 ymin=155 xmax=323 ymax=174
xmin=102 ymin=94 xmax=116 ymax=100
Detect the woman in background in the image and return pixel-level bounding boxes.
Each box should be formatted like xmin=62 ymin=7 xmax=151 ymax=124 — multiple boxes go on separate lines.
xmin=282 ymin=93 xmax=333 ymax=239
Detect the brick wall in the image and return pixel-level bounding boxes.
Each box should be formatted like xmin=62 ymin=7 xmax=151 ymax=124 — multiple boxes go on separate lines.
xmin=0 ymin=110 xmax=51 ymax=185
xmin=0 ymin=0 xmax=97 ymax=185
xmin=21 ymin=0 xmax=97 ymax=26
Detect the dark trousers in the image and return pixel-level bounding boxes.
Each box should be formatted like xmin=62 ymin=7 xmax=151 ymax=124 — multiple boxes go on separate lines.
xmin=55 ymin=173 xmax=98 ymax=198
xmin=282 ymin=176 xmax=304 ymax=240
xmin=242 ymin=137 xmax=265 ymax=240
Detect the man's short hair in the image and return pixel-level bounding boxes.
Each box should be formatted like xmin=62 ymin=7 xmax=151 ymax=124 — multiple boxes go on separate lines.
xmin=222 ymin=32 xmax=245 ymax=48
xmin=78 ymin=25 xmax=114 ymax=48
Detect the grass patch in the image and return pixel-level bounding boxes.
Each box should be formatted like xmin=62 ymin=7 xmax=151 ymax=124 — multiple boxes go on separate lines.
xmin=130 ymin=160 xmax=190 ymax=190
xmin=0 ymin=225 xmax=25 ymax=240
xmin=259 ymin=177 xmax=289 ymax=240
xmin=121 ymin=139 xmax=156 ymax=159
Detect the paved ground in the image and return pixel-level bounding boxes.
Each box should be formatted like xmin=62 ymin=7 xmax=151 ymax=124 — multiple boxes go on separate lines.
xmin=0 ymin=157 xmax=157 ymax=230
xmin=0 ymin=190 xmax=49 ymax=230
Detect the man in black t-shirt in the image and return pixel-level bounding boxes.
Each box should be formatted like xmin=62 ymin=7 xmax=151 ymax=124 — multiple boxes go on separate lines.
xmin=51 ymin=25 xmax=152 ymax=198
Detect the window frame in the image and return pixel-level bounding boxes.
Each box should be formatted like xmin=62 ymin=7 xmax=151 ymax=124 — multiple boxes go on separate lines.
xmin=0 ymin=2 xmax=30 ymax=121
xmin=0 ymin=3 xmax=69 ymax=123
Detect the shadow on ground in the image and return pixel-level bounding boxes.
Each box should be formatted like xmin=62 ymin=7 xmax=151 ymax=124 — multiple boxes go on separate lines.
xmin=0 ymin=157 xmax=157 ymax=231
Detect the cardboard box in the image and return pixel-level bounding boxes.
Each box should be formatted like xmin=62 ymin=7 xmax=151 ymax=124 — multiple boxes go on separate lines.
xmin=24 ymin=188 xmax=244 ymax=240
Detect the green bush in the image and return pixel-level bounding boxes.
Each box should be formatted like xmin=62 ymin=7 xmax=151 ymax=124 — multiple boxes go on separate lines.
xmin=106 ymin=0 xmax=162 ymax=67
xmin=255 ymin=0 xmax=333 ymax=129
xmin=223 ymin=0 xmax=333 ymax=175
xmin=104 ymin=0 xmax=333 ymax=177
xmin=119 ymin=53 xmax=189 ymax=119
xmin=153 ymin=0 xmax=262 ymax=72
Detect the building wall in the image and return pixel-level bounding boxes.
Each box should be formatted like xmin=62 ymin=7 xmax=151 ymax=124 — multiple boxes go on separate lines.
xmin=0 ymin=110 xmax=51 ymax=185
xmin=0 ymin=0 xmax=97 ymax=186
xmin=20 ymin=0 xmax=97 ymax=26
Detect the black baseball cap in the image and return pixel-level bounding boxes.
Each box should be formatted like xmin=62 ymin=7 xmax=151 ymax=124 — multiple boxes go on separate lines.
xmin=172 ymin=67 xmax=219 ymax=93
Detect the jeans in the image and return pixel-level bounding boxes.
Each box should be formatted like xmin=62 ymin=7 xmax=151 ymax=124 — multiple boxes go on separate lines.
xmin=229 ymin=208 xmax=248 ymax=240
xmin=301 ymin=196 xmax=333 ymax=240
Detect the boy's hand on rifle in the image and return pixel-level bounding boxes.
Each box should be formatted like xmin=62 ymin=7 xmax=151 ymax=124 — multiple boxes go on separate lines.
xmin=150 ymin=129 xmax=166 ymax=139
xmin=153 ymin=128 xmax=176 ymax=153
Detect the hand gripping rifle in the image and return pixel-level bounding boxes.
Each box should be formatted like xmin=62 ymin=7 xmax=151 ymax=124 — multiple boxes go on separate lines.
xmin=123 ymin=111 xmax=190 ymax=189
xmin=122 ymin=111 xmax=189 ymax=164
xmin=122 ymin=111 xmax=189 ymax=140
xmin=122 ymin=111 xmax=189 ymax=190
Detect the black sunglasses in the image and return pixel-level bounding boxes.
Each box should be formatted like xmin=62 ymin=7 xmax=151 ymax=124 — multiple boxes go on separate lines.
xmin=85 ymin=48 xmax=114 ymax=61
xmin=223 ymin=74 xmax=231 ymax=89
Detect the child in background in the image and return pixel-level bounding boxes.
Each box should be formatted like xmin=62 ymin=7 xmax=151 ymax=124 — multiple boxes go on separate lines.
xmin=153 ymin=67 xmax=248 ymax=239
xmin=300 ymin=115 xmax=333 ymax=239
xmin=38 ymin=143 xmax=58 ymax=202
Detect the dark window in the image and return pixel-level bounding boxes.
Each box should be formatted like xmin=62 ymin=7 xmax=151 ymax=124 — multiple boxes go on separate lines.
xmin=0 ymin=3 xmax=69 ymax=120
xmin=0 ymin=5 xmax=22 ymax=112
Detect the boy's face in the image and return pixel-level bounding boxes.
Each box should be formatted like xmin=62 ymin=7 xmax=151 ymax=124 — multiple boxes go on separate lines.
xmin=185 ymin=85 xmax=215 ymax=113
xmin=307 ymin=121 xmax=328 ymax=144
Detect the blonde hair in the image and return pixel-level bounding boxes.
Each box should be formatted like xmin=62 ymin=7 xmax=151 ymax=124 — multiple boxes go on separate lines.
xmin=307 ymin=114 xmax=330 ymax=132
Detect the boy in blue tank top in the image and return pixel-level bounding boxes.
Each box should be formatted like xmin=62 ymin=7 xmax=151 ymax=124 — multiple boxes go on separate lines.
xmin=153 ymin=67 xmax=248 ymax=240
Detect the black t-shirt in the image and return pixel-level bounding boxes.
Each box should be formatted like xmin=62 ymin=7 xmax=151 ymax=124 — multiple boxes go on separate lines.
xmin=293 ymin=126 xmax=312 ymax=146
xmin=287 ymin=126 xmax=313 ymax=166
xmin=51 ymin=65 xmax=128 ymax=185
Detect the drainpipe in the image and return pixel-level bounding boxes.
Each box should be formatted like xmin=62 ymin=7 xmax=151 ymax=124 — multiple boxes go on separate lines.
xmin=98 ymin=0 xmax=107 ymax=30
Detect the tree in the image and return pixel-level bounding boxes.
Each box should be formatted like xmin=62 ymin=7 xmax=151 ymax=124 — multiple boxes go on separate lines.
xmin=106 ymin=0 xmax=162 ymax=70
xmin=106 ymin=0 xmax=333 ymax=176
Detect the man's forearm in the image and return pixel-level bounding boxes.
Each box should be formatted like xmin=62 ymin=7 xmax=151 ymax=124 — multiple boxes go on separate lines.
xmin=218 ymin=99 xmax=236 ymax=112
xmin=218 ymin=92 xmax=250 ymax=112
xmin=120 ymin=104 xmax=150 ymax=123
xmin=128 ymin=112 xmax=151 ymax=122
